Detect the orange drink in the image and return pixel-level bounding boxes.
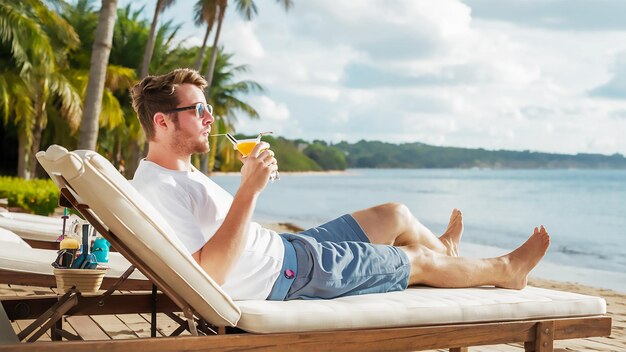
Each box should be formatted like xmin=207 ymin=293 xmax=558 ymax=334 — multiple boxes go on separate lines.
xmin=236 ymin=140 xmax=259 ymax=156
xmin=222 ymin=132 xmax=280 ymax=182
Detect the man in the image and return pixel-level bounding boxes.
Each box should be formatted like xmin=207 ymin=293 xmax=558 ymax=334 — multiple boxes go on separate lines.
xmin=130 ymin=68 xmax=550 ymax=301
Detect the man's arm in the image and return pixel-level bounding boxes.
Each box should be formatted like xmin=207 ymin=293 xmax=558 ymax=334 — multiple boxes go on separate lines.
xmin=192 ymin=142 xmax=277 ymax=285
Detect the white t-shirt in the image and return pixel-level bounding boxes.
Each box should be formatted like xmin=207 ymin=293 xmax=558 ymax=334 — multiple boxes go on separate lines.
xmin=131 ymin=160 xmax=284 ymax=300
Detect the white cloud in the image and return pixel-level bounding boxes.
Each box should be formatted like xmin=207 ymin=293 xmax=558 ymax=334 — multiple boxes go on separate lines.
xmin=221 ymin=22 xmax=265 ymax=59
xmin=157 ymin=0 xmax=626 ymax=155
xmin=235 ymin=96 xmax=299 ymax=137
xmin=179 ymin=35 xmax=203 ymax=49
xmin=590 ymin=51 xmax=626 ymax=99
xmin=249 ymin=96 xmax=289 ymax=121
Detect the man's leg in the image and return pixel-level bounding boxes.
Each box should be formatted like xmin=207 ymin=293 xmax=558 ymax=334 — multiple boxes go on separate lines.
xmin=400 ymin=226 xmax=550 ymax=289
xmin=351 ymin=202 xmax=463 ymax=256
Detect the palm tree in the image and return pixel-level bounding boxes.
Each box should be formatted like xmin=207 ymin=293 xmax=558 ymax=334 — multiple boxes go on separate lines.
xmin=139 ymin=0 xmax=176 ymax=78
xmin=29 ymin=70 xmax=83 ymax=175
xmin=53 ymin=1 xmax=137 ymax=175
xmin=203 ymin=0 xmax=293 ymax=88
xmin=0 ymin=71 xmax=33 ymax=178
xmin=198 ymin=0 xmax=292 ymax=173
xmin=203 ymin=0 xmax=227 ymax=92
xmin=0 ymin=0 xmax=82 ymax=178
xmin=192 ymin=0 xmax=218 ymax=71
xmin=60 ymin=0 xmax=98 ymax=68
xmin=206 ymin=50 xmax=263 ymax=172
xmin=147 ymin=18 xmax=184 ymax=73
xmin=78 ymin=0 xmax=118 ymax=151
xmin=65 ymin=65 xmax=134 ymax=130
xmin=106 ymin=3 xmax=183 ymax=176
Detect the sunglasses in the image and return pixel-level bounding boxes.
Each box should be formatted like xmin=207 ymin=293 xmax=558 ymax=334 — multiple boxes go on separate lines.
xmin=164 ymin=102 xmax=213 ymax=119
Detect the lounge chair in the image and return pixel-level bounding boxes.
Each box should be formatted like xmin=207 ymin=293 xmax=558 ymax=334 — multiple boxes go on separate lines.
xmin=0 ymin=145 xmax=611 ymax=351
xmin=0 ymin=211 xmax=64 ymax=249
xmin=0 ymin=227 xmax=148 ymax=291
xmin=0 ymin=227 xmax=162 ymax=342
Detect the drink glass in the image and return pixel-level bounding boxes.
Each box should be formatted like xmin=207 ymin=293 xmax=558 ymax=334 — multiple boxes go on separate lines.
xmin=227 ymin=133 xmax=280 ymax=182
xmin=235 ymin=138 xmax=260 ymax=157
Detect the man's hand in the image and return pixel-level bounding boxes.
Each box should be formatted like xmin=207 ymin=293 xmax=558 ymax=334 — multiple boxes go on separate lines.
xmin=239 ymin=142 xmax=278 ymax=194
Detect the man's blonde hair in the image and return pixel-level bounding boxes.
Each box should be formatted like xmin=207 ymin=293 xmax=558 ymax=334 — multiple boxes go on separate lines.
xmin=130 ymin=68 xmax=207 ymax=141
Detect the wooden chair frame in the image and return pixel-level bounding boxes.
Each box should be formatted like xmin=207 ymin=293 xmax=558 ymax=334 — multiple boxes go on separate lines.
xmin=0 ymin=172 xmax=612 ymax=351
xmin=0 ymin=268 xmax=151 ymax=291
xmin=21 ymin=239 xmax=58 ymax=251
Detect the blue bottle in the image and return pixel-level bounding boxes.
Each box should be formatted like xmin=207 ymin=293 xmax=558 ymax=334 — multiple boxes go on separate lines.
xmin=92 ymin=237 xmax=110 ymax=263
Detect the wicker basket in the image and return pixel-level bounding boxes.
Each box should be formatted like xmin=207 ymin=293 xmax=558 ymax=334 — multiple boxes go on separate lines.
xmin=53 ymin=268 xmax=106 ymax=294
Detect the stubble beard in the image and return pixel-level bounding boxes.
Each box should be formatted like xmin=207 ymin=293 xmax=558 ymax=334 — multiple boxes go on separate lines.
xmin=171 ymin=129 xmax=210 ymax=156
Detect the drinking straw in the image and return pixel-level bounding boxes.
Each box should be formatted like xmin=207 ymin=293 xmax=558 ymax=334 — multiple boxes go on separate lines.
xmin=225 ymin=133 xmax=238 ymax=146
xmin=61 ymin=208 xmax=69 ymax=239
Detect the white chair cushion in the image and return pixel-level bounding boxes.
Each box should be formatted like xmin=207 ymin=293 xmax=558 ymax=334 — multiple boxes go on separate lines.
xmin=235 ymin=286 xmax=607 ymax=333
xmin=0 ymin=212 xmax=63 ymax=225
xmin=36 ymin=145 xmax=241 ymax=327
xmin=0 ymin=238 xmax=146 ymax=280
xmin=0 ymin=228 xmax=31 ymax=248
xmin=0 ymin=213 xmax=62 ymax=242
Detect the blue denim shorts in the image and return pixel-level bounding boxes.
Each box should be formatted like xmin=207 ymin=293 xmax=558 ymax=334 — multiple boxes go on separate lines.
xmin=267 ymin=214 xmax=410 ymax=300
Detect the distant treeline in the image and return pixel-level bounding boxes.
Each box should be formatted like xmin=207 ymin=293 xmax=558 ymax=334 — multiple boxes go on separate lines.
xmin=219 ymin=135 xmax=347 ymax=172
xmin=218 ymin=137 xmax=626 ymax=171
xmin=335 ymin=140 xmax=626 ymax=169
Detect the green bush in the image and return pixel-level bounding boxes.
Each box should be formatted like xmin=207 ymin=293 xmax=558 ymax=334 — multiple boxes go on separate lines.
xmin=303 ymin=142 xmax=347 ymax=170
xmin=0 ymin=176 xmax=60 ymax=215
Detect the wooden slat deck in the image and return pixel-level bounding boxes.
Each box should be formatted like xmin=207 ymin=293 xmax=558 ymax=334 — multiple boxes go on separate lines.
xmin=116 ymin=313 xmax=155 ymax=338
xmin=66 ymin=316 xmax=111 ymax=340
xmin=59 ymin=317 xmax=79 ymax=338
xmin=1 ymin=283 xmax=620 ymax=351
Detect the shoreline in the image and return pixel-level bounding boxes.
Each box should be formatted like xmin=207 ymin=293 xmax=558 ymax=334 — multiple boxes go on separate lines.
xmin=211 ymin=170 xmax=351 ymax=176
xmin=212 ymin=168 xmax=626 ymax=174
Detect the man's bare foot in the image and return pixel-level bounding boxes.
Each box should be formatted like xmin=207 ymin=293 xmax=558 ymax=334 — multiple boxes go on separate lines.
xmin=439 ymin=208 xmax=463 ymax=256
xmin=498 ymin=226 xmax=550 ymax=290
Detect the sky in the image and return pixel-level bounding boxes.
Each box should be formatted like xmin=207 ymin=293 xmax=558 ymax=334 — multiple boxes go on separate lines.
xmin=120 ymin=0 xmax=626 ymax=156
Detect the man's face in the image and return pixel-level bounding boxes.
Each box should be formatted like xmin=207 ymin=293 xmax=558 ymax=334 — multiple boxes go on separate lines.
xmin=167 ymin=84 xmax=214 ymax=155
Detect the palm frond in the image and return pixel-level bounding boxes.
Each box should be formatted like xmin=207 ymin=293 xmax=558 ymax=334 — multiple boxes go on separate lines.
xmin=156 ymin=18 xmax=182 ymax=50
xmin=235 ymin=0 xmax=258 ymax=20
xmin=276 ymin=0 xmax=293 ymax=11
xmin=0 ymin=72 xmax=33 ymax=125
xmin=194 ymin=0 xmax=218 ymax=26
xmin=30 ymin=0 xmax=79 ymax=50
xmin=13 ymin=81 xmax=36 ymax=147
xmin=105 ymin=65 xmax=137 ymax=92
xmin=64 ymin=68 xmax=89 ymax=96
xmin=0 ymin=2 xmax=55 ymax=74
xmin=100 ymin=89 xmax=124 ymax=129
xmin=224 ymin=95 xmax=259 ymax=120
xmin=159 ymin=0 xmax=177 ymax=13
xmin=0 ymin=74 xmax=10 ymax=124
xmin=224 ymin=80 xmax=264 ymax=95
xmin=49 ymin=71 xmax=82 ymax=130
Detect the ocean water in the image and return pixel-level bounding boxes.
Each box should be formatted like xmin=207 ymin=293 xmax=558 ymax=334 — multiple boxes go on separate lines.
xmin=212 ymin=169 xmax=626 ymax=292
